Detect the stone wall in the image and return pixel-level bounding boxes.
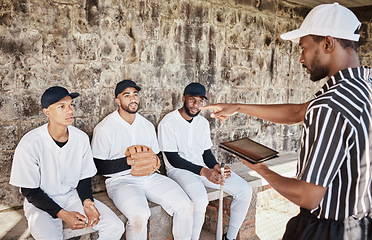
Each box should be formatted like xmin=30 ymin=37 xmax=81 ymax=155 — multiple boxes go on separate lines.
xmin=0 ymin=0 xmax=371 ymax=207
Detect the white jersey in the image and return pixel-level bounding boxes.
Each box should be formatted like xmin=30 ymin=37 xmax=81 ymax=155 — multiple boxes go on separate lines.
xmin=158 ymin=109 xmax=213 ymax=170
xmin=9 ymin=124 xmax=97 ymax=198
xmin=91 ymin=110 xmax=160 ymax=178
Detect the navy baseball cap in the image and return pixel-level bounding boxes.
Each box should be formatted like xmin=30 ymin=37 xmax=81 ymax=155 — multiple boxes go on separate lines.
xmin=183 ymin=82 xmax=208 ymax=100
xmin=115 ymin=80 xmax=141 ymax=97
xmin=41 ymin=86 xmax=80 ymax=109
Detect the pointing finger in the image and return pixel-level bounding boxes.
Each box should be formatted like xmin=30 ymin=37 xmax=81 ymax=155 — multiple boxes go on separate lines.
xmin=200 ymin=105 xmax=219 ymax=111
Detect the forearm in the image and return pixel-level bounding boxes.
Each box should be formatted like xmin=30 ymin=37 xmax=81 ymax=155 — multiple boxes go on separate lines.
xmin=235 ymin=102 xmax=310 ymax=124
xmin=163 ymin=151 xmax=203 ymax=175
xmin=93 ymin=157 xmax=130 ymax=175
xmin=21 ymin=187 xmax=62 ymax=218
xmin=76 ymin=178 xmax=93 ymax=203
xmin=255 ymin=165 xmax=326 ymax=210
xmin=202 ymin=149 xmax=219 ymax=168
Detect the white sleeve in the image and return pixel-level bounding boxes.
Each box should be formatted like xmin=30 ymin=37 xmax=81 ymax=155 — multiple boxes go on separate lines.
xmin=91 ymin=126 xmax=112 ymax=160
xmin=79 ymin=136 xmax=97 ymax=180
xmin=149 ymin=125 xmax=160 ymax=154
xmin=158 ymin=120 xmax=178 ymax=152
xmin=204 ymin=121 xmax=213 ymax=150
xmin=10 ymin=147 xmax=40 ymax=188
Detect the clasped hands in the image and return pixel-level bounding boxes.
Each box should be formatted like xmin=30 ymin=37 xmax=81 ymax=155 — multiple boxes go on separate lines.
xmin=201 ymin=164 xmax=231 ymax=185
xmin=56 ymin=198 xmax=100 ymax=230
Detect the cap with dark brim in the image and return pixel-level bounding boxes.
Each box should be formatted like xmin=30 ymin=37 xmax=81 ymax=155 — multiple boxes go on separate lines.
xmin=183 ymin=82 xmax=208 ymax=100
xmin=41 ymin=86 xmax=80 ymax=109
xmin=115 ymin=80 xmax=141 ymax=97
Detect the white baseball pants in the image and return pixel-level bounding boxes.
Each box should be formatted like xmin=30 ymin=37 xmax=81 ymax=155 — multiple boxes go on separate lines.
xmin=106 ymin=173 xmax=193 ymax=240
xmin=23 ymin=190 xmax=124 ymax=240
xmin=167 ymin=168 xmax=252 ymax=240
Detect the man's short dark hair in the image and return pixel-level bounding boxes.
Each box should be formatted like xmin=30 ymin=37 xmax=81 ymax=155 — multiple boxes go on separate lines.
xmin=310 ymin=35 xmax=358 ymax=52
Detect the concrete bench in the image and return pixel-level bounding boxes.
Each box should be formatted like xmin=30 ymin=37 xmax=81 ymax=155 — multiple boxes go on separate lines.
xmin=3 ymin=153 xmax=297 ymax=240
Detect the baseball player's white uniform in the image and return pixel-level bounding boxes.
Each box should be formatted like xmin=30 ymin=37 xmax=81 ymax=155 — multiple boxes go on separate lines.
xmin=9 ymin=124 xmax=124 ymax=240
xmin=91 ymin=111 xmax=193 ymax=240
xmin=158 ymin=110 xmax=252 ymax=240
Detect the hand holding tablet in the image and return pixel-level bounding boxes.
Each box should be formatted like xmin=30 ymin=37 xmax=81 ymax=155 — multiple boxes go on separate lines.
xmin=219 ymin=138 xmax=278 ymax=164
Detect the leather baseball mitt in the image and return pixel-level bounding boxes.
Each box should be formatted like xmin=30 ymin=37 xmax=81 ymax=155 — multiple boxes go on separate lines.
xmin=125 ymin=145 xmax=161 ymax=177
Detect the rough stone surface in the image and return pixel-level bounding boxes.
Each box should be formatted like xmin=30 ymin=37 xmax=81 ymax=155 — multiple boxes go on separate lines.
xmin=0 ymin=0 xmax=371 ymax=208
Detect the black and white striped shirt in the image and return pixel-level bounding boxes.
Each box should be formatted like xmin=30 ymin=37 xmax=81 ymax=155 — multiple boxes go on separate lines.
xmin=297 ymin=67 xmax=372 ymax=221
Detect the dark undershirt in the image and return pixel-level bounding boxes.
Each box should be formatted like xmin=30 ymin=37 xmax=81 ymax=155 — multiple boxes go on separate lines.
xmin=21 ymin=139 xmax=94 ymax=218
xmin=54 ymin=139 xmax=67 ymax=148
xmin=21 ymin=187 xmax=62 ymax=218
xmin=164 ymin=149 xmax=218 ymax=175
xmin=94 ymin=157 xmax=130 ymax=175
xmin=93 ymin=153 xmax=163 ymax=175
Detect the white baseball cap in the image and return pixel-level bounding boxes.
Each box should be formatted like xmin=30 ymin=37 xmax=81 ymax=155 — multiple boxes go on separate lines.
xmin=280 ymin=2 xmax=361 ymax=43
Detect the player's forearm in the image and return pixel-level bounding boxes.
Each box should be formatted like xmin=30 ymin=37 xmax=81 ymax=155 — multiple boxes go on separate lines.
xmin=255 ymin=165 xmax=326 ymax=210
xmin=236 ymin=102 xmax=310 ymax=124
xmin=163 ymin=151 xmax=203 ymax=175
xmin=21 ymin=187 xmax=62 ymax=218
xmin=93 ymin=157 xmax=129 ymax=175
xmin=76 ymin=178 xmax=93 ymax=203
xmin=202 ymin=149 xmax=219 ymax=168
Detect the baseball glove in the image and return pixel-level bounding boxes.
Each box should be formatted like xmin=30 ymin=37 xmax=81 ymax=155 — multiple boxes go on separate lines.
xmin=125 ymin=145 xmax=161 ymax=177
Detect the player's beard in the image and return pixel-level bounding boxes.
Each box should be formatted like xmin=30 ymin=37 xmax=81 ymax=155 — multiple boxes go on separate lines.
xmin=183 ymin=102 xmax=200 ymax=118
xmin=121 ymin=102 xmax=140 ymax=114
xmin=304 ymin=49 xmax=329 ymax=82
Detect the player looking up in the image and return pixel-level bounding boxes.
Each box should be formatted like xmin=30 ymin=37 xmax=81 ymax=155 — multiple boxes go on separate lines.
xmin=10 ymin=86 xmax=124 ymax=240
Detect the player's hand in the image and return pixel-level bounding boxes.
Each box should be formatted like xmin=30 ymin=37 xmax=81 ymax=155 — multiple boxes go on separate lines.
xmin=56 ymin=209 xmax=87 ymax=230
xmin=201 ymin=167 xmax=224 ymax=185
xmin=200 ymin=103 xmax=239 ymax=123
xmin=213 ymin=164 xmax=231 ymax=179
xmin=83 ymin=199 xmax=100 ymax=228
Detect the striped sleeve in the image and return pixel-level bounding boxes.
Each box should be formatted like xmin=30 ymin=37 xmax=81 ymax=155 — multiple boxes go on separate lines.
xmin=298 ymin=106 xmax=355 ymax=187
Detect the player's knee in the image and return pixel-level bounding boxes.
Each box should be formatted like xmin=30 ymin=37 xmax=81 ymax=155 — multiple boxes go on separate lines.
xmin=175 ymin=197 xmax=193 ymax=214
xmin=127 ymin=214 xmax=149 ymax=233
xmin=126 ymin=208 xmax=151 ymax=232
xmin=237 ymin=182 xmax=253 ymax=201
xmin=192 ymin=194 xmax=209 ymax=210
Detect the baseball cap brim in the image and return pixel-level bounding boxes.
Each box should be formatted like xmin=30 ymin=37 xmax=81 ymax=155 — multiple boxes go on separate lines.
xmin=280 ymin=3 xmax=361 ymax=44
xmin=187 ymin=92 xmax=208 ymax=100
xmin=115 ymin=80 xmax=141 ymax=97
xmin=280 ymin=29 xmax=307 ymax=43
xmin=68 ymin=92 xmax=80 ymax=99
xmin=41 ymin=86 xmax=80 ymax=109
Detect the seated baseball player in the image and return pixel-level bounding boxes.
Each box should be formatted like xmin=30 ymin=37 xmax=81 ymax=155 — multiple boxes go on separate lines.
xmin=9 ymin=86 xmax=124 ymax=240
xmin=91 ymin=79 xmax=193 ymax=240
xmin=158 ymin=82 xmax=253 ymax=240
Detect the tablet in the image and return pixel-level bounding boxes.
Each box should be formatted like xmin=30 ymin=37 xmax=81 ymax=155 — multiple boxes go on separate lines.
xmin=219 ymin=138 xmax=278 ymax=164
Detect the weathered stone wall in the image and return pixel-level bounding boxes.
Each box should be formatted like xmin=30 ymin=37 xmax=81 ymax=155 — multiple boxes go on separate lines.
xmin=0 ymin=0 xmax=371 ymax=207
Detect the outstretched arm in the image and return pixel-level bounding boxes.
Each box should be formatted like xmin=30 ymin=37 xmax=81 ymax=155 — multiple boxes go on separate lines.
xmin=240 ymin=159 xmax=327 ymax=210
xmin=201 ymin=101 xmax=311 ymax=125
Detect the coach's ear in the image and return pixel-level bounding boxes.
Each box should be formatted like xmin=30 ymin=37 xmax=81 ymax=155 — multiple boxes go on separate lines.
xmin=323 ymin=36 xmax=335 ymax=53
